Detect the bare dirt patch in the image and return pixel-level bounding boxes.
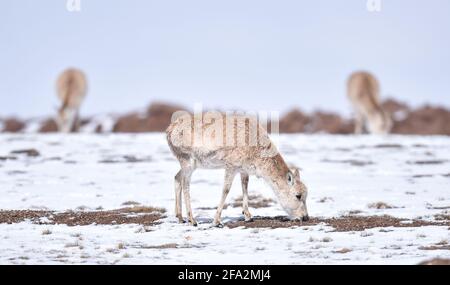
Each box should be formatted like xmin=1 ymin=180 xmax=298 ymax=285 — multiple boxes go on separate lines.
xmin=427 ymin=205 xmax=450 ymax=210
xmin=373 ymin=144 xmax=404 ymax=149
xmin=322 ymin=159 xmax=374 ymax=167
xmin=0 ymin=156 xmax=17 ymax=161
xmin=368 ymin=202 xmax=398 ymax=209
xmin=10 ymin=149 xmax=40 ymax=157
xmin=419 ymin=245 xmax=450 ymax=251
xmin=318 ymin=197 xmax=334 ymax=203
xmin=408 ymin=160 xmax=447 ymax=165
xmin=196 ymin=206 xmax=218 ymax=210
xmin=225 ymin=215 xmax=450 ymax=231
xmin=434 ymin=213 xmax=450 ymax=221
xmin=7 ymin=170 xmax=27 ymax=175
xmin=121 ymin=201 xmax=141 ymax=206
xmin=347 ymin=210 xmax=364 ymax=215
xmin=333 ymin=248 xmax=352 ymax=254
xmin=0 ymin=210 xmax=51 ymax=224
xmin=99 ymin=155 xmax=152 ymax=164
xmin=412 ymin=174 xmax=434 ymax=178
xmin=137 ymin=243 xmax=179 ymax=249
xmin=0 ymin=206 xmax=165 ymax=226
xmin=412 ymin=144 xmax=427 ymax=148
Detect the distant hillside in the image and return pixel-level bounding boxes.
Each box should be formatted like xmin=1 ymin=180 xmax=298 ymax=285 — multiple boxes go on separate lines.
xmin=1 ymin=99 xmax=450 ymax=135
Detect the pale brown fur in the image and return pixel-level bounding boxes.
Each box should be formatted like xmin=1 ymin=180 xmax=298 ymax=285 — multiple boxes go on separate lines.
xmin=166 ymin=111 xmax=309 ymax=226
xmin=347 ymin=71 xmax=392 ymax=134
xmin=56 ymin=68 xmax=87 ymax=132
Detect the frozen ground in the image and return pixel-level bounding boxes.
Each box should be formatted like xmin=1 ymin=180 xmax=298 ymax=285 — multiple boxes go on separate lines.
xmin=0 ymin=134 xmax=449 ymax=264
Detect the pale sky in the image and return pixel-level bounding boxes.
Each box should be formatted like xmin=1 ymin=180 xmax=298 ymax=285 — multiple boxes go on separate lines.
xmin=1 ymin=0 xmax=449 ymax=117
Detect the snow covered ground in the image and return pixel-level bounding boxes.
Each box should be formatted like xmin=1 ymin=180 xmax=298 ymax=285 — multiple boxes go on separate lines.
xmin=0 ymin=133 xmax=449 ymax=264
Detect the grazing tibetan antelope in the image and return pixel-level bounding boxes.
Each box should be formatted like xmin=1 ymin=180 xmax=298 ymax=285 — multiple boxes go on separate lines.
xmin=166 ymin=112 xmax=309 ymax=227
xmin=347 ymin=71 xmax=392 ymax=134
xmin=55 ymin=68 xmax=87 ymax=132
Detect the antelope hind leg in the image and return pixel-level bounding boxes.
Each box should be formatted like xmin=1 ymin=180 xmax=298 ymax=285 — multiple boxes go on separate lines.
xmin=181 ymin=167 xmax=197 ymax=226
xmin=174 ymin=170 xmax=184 ymax=223
xmin=241 ymin=172 xmax=253 ymax=222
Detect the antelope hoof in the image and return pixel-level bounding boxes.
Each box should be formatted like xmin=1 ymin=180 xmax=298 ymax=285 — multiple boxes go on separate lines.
xmin=243 ymin=211 xmax=253 ymax=222
xmin=292 ymin=218 xmax=303 ymax=224
xmin=176 ymin=216 xmax=185 ymax=224
xmin=190 ymin=219 xmax=198 ymax=227
xmin=213 ymin=222 xmax=224 ymax=228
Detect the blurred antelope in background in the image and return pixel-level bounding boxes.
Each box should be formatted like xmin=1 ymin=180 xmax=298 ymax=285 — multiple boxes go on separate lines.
xmin=347 ymin=71 xmax=392 ymax=134
xmin=55 ymin=68 xmax=87 ymax=132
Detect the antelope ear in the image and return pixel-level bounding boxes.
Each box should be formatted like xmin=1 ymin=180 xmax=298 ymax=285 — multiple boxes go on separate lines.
xmin=289 ymin=166 xmax=300 ymax=178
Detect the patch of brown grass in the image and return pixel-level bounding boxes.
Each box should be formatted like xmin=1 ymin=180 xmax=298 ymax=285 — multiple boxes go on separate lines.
xmin=225 ymin=215 xmax=450 ymax=231
xmin=99 ymin=155 xmax=152 ymax=164
xmin=0 ymin=207 xmax=166 ymax=227
xmin=434 ymin=213 xmax=450 ymax=221
xmin=118 ymin=206 xmax=166 ymax=213
xmin=419 ymin=245 xmax=450 ymax=251
xmin=0 ymin=156 xmax=17 ymax=161
xmin=347 ymin=210 xmax=363 ymax=215
xmin=373 ymin=144 xmax=404 ymax=149
xmin=10 ymin=149 xmax=40 ymax=157
xmin=121 ymin=201 xmax=141 ymax=206
xmin=412 ymin=174 xmax=434 ymax=178
xmin=408 ymin=160 xmax=447 ymax=165
xmin=427 ymin=205 xmax=450 ymax=210
xmin=368 ymin=202 xmax=397 ymax=209
xmin=0 ymin=210 xmax=51 ymax=224
xmin=318 ymin=197 xmax=334 ymax=203
xmin=322 ymin=159 xmax=374 ymax=167
xmin=334 ymin=248 xmax=352 ymax=254
xmin=139 ymin=243 xmax=179 ymax=249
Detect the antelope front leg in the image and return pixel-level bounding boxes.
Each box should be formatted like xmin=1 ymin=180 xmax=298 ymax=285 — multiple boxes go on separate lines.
xmin=240 ymin=172 xmax=253 ymax=222
xmin=181 ymin=168 xmax=197 ymax=226
xmin=213 ymin=169 xmax=236 ymax=227
xmin=174 ymin=170 xmax=183 ymax=223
